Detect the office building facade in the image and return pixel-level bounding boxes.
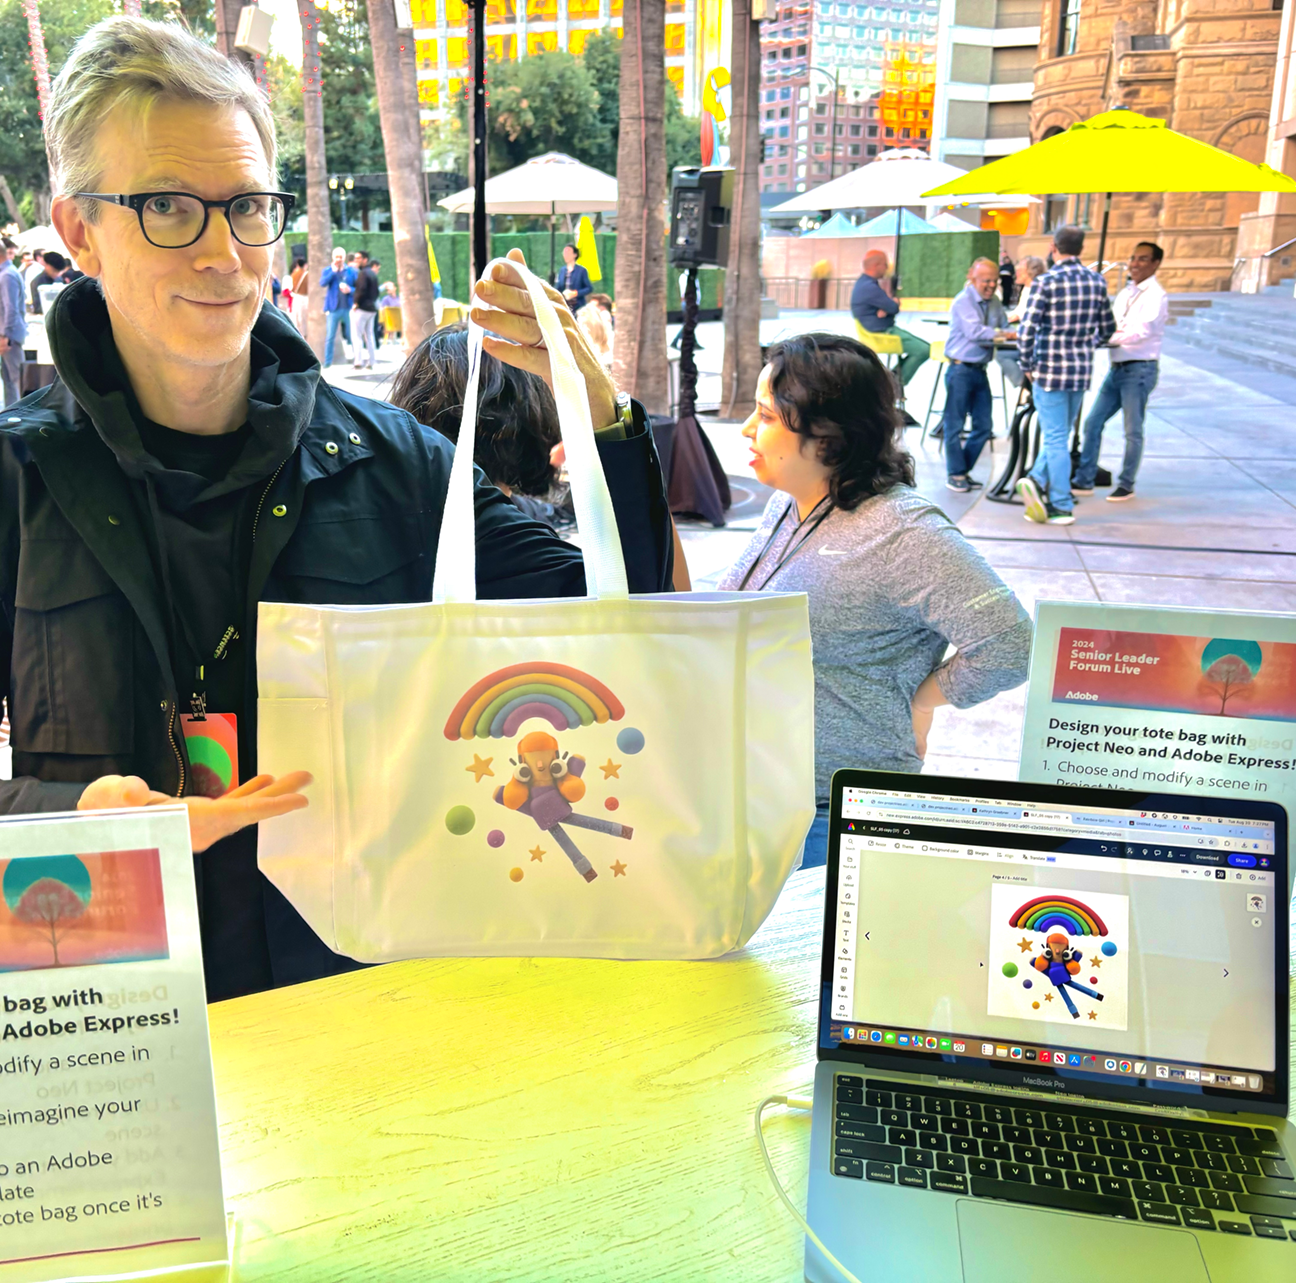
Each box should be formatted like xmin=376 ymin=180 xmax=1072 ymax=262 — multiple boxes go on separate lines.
xmin=931 ymin=0 xmax=1041 ymax=171
xmin=759 ymin=0 xmax=939 ymax=193
xmin=410 ymin=0 xmax=695 ymax=120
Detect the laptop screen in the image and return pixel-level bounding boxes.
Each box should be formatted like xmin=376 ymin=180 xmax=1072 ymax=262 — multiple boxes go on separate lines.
xmin=819 ymin=772 xmax=1289 ymax=1111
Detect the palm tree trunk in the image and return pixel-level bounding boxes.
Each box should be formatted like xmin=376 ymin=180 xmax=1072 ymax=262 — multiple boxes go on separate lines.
xmin=300 ymin=1 xmax=330 ymax=361
xmin=368 ymin=0 xmax=437 ymax=345
xmin=611 ymin=0 xmax=668 ymax=417
xmin=721 ymin=1 xmax=762 ymax=420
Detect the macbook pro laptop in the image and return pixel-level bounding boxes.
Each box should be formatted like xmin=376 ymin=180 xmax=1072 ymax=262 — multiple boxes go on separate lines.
xmin=804 ymin=771 xmax=1294 ymax=1282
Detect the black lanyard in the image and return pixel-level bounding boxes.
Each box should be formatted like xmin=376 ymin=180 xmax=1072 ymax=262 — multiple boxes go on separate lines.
xmin=738 ymin=495 xmax=834 ymax=592
xmin=144 ymin=479 xmax=240 ymax=721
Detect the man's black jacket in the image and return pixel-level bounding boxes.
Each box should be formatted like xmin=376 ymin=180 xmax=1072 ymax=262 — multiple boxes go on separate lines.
xmin=0 ymin=280 xmax=673 ymax=999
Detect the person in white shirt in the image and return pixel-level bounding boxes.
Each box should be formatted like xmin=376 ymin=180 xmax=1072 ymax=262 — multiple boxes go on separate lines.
xmin=1073 ymin=241 xmax=1169 ymax=502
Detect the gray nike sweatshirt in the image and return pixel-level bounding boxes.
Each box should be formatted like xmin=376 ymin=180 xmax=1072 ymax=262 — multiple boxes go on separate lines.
xmin=718 ymin=485 xmax=1032 ymax=800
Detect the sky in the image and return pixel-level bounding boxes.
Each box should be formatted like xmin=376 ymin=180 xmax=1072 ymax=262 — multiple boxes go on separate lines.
xmin=262 ymin=0 xmax=306 ymax=68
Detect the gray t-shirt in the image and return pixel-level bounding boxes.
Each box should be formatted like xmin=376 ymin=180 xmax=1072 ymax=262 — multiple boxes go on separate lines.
xmin=718 ymin=485 xmax=1032 ymax=800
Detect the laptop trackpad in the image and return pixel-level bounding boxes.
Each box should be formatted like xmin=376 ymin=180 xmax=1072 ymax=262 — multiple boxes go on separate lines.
xmin=956 ymin=1201 xmax=1209 ymax=1283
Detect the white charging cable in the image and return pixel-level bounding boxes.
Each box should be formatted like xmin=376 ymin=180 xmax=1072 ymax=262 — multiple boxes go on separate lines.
xmin=754 ymin=1093 xmax=865 ymax=1283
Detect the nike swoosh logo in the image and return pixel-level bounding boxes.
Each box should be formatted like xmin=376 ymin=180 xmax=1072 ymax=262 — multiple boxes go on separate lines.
xmin=818 ymin=548 xmax=849 ymax=556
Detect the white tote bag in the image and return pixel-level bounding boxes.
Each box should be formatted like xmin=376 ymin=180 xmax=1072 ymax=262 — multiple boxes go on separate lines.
xmin=256 ymin=262 xmax=815 ymax=961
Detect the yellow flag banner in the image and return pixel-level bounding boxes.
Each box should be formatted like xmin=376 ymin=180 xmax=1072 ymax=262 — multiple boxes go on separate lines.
xmin=576 ymin=215 xmax=601 ymax=284
xmin=426 ymin=226 xmax=442 ymax=284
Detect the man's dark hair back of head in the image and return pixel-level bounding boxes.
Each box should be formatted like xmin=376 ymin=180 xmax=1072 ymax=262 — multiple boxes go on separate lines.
xmin=1053 ymin=225 xmax=1085 ymax=256
xmin=1135 ymin=241 xmax=1164 ymax=264
xmin=0 ymin=237 xmax=15 ymax=252
xmin=43 ymin=251 xmax=68 ymax=272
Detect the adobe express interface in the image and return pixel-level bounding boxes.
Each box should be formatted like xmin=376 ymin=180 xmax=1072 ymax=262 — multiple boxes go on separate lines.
xmin=828 ymin=785 xmax=1280 ymax=1095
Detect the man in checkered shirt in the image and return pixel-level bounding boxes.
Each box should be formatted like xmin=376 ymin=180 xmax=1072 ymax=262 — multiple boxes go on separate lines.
xmin=1015 ymin=225 xmax=1116 ymax=525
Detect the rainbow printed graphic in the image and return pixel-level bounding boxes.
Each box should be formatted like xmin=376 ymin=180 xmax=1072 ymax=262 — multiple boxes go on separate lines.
xmin=444 ymin=663 xmax=626 ymax=741
xmin=1008 ymin=895 xmax=1108 ymax=937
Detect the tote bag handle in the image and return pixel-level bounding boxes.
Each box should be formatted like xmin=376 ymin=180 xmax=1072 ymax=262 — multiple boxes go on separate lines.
xmin=431 ymin=259 xmax=630 ymax=605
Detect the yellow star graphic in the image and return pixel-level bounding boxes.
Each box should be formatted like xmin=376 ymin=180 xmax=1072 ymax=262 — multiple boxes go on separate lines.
xmin=1043 ymin=992 xmax=1053 ymax=1002
xmin=1016 ymin=937 xmax=1034 ymax=953
xmin=1089 ymin=956 xmax=1103 ymax=968
xmin=1087 ymin=1010 xmax=1098 ymax=1020
xmin=466 ymin=754 xmax=494 ymax=783
xmin=611 ymin=860 xmax=627 ymax=877
xmin=600 ymin=758 xmax=622 ymax=780
xmin=529 ymin=845 xmax=545 ymax=862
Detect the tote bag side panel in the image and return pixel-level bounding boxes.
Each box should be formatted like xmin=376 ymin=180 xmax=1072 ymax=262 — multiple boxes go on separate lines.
xmin=255 ymin=603 xmax=341 ymax=952
xmin=734 ymin=592 xmax=816 ymax=949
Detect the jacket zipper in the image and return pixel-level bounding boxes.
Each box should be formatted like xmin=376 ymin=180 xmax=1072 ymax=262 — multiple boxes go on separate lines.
xmin=252 ymin=460 xmax=287 ymax=542
xmin=166 ymin=699 xmax=186 ymax=797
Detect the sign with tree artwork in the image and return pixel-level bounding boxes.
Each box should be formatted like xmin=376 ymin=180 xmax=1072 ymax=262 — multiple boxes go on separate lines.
xmin=0 ymin=851 xmax=168 ymax=974
xmin=0 ymin=808 xmax=226 ymax=1283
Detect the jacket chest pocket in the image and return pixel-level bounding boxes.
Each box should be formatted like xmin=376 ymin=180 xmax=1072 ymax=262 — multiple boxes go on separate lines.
xmin=11 ymin=540 xmax=136 ymax=755
xmin=272 ymin=517 xmax=425 ymax=605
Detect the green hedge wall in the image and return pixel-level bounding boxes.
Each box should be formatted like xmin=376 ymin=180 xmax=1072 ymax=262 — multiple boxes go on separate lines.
xmin=321 ymin=229 xmax=725 ymax=308
xmin=900 ymin=230 xmax=1000 ymax=298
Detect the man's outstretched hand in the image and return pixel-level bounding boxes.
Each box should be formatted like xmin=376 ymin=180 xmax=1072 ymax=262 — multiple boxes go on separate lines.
xmin=79 ymin=770 xmax=312 ymax=853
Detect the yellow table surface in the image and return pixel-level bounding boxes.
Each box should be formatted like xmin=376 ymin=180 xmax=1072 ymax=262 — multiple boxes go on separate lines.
xmin=208 ymin=871 xmax=1296 ymax=1282
xmin=208 ymin=868 xmax=826 ymax=1282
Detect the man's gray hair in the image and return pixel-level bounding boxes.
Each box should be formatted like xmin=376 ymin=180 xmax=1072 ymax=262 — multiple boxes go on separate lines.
xmin=45 ymin=16 xmax=277 ymax=218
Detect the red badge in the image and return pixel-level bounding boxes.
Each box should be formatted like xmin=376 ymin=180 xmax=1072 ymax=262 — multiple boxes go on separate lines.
xmin=180 ymin=713 xmax=239 ymax=798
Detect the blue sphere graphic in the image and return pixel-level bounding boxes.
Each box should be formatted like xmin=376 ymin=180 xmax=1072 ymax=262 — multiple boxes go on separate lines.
xmin=1101 ymin=941 xmax=1117 ymax=957
xmin=616 ymin=727 xmax=645 ymax=755
xmin=1022 ymin=979 xmax=1032 ymax=989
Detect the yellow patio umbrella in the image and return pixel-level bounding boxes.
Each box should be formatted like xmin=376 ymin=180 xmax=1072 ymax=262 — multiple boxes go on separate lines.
xmin=921 ymin=107 xmax=1296 ymax=274
xmin=575 ymin=214 xmax=602 ymax=284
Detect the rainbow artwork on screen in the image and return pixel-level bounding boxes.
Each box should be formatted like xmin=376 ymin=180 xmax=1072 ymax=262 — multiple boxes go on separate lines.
xmin=442 ymin=662 xmax=642 ymax=885
xmin=1051 ymin=627 xmax=1296 ymax=721
xmin=0 ymin=849 xmax=169 ymax=975
xmin=985 ymin=885 xmax=1129 ymax=1032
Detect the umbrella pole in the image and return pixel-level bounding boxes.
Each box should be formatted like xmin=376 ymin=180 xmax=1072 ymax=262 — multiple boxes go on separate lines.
xmin=468 ymin=0 xmax=488 ymax=284
xmin=893 ymin=210 xmax=903 ymax=298
xmin=550 ymin=209 xmax=556 ymax=287
xmin=1095 ymin=191 xmax=1112 ymax=289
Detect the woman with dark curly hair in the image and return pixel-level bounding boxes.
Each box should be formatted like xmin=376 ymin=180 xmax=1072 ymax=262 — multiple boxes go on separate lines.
xmin=388 ymin=322 xmax=569 ymax=527
xmin=718 ymin=333 xmax=1031 ymax=868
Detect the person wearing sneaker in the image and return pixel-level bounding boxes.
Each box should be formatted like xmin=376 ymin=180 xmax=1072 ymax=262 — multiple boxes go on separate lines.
xmin=1015 ymin=225 xmax=1116 ymax=526
xmin=943 ymin=257 xmax=1013 ymax=493
xmin=1072 ymin=241 xmax=1168 ymax=504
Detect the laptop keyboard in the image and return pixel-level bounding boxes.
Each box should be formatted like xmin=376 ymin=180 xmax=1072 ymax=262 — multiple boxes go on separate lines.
xmin=831 ymin=1076 xmax=1296 ymax=1242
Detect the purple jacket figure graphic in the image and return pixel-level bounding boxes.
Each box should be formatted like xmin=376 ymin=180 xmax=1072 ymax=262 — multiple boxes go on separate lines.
xmin=1033 ymin=931 xmax=1104 ymax=1020
xmin=496 ymin=730 xmax=632 ymax=881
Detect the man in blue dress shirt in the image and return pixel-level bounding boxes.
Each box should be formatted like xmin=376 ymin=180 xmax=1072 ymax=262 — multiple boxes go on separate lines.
xmin=849 ymin=249 xmax=929 ymax=392
xmin=942 ymin=258 xmax=1011 ymax=493
xmin=556 ymin=243 xmax=592 ymax=312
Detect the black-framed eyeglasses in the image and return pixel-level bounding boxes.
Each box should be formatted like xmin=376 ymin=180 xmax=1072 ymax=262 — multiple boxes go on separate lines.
xmin=73 ymin=191 xmax=296 ymax=249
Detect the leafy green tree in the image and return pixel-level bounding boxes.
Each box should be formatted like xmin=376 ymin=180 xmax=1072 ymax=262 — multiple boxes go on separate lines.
xmin=317 ymin=0 xmax=386 ymax=182
xmin=487 ymin=49 xmax=611 ymax=173
xmin=0 ymin=0 xmax=115 ymax=219
xmin=575 ymin=29 xmax=701 ymax=176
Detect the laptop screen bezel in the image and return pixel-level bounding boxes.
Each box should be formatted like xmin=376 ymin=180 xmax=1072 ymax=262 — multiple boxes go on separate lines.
xmin=818 ymin=769 xmax=1291 ymax=1116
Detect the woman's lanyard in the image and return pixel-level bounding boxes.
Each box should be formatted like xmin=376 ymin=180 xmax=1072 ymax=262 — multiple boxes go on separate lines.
xmin=738 ymin=494 xmax=834 ymax=592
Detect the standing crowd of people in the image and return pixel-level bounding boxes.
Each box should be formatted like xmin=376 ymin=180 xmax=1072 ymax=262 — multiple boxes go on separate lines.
xmin=0 ymin=237 xmax=84 ymax=406
xmin=851 ymin=222 xmax=1170 ymax=522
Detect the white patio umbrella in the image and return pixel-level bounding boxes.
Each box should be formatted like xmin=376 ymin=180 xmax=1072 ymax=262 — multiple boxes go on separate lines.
xmin=768 ymin=150 xmax=977 ymax=294
xmin=10 ymin=224 xmax=70 ymax=256
xmin=438 ymin=151 xmax=618 ymax=215
xmin=439 ymin=151 xmax=616 ymax=282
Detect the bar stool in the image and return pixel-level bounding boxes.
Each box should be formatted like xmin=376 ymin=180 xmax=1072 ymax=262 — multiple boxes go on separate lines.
xmin=853 ymin=322 xmax=904 ymax=371
xmin=921 ymin=339 xmax=948 ymax=438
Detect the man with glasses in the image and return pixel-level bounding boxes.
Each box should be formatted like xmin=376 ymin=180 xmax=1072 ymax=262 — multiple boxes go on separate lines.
xmin=1 ymin=17 xmax=673 ymax=1002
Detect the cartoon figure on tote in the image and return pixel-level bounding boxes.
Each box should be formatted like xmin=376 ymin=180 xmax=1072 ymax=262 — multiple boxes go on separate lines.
xmin=1033 ymin=931 xmax=1104 ymax=1020
xmin=496 ymin=731 xmax=633 ymax=882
